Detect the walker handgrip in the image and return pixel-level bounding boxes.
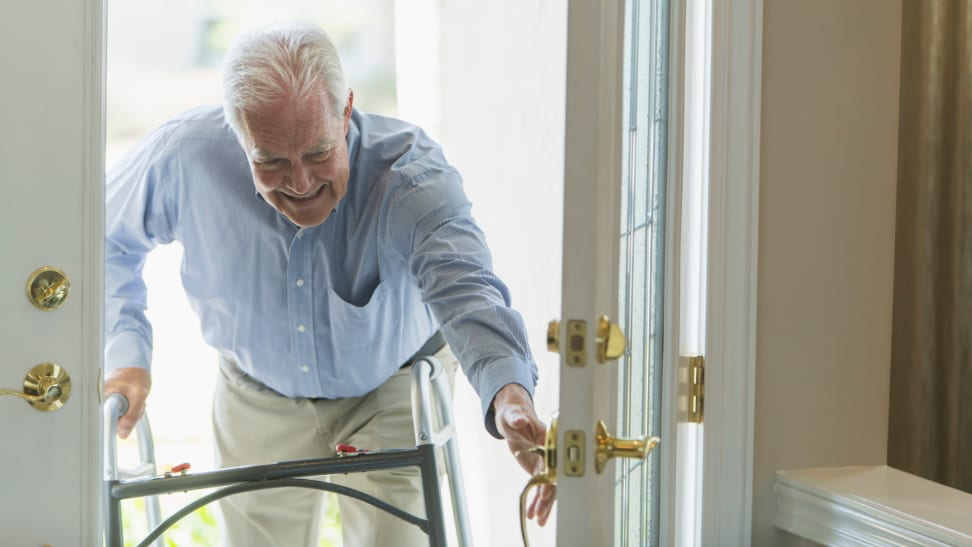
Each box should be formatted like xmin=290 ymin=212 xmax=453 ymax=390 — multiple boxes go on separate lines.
xmin=104 ymin=393 xmax=129 ymax=481
xmin=103 ymin=391 xmax=164 ymax=546
xmin=105 ymin=392 xmax=129 ymax=420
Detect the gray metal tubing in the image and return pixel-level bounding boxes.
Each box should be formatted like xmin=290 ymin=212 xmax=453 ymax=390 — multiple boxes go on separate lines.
xmin=411 ymin=358 xmax=439 ymax=445
xmin=107 ymin=359 xmax=468 ymax=546
xmin=103 ymin=394 xmax=127 ymax=547
xmin=103 ymin=393 xmax=162 ymax=546
xmin=111 ymin=449 xmax=425 ymax=499
xmin=134 ymin=478 xmax=432 ymax=547
xmin=103 ymin=393 xmax=127 ymax=481
xmin=418 ymin=443 xmax=448 ymax=547
xmin=411 ymin=356 xmax=473 ymax=547
xmin=133 ymin=414 xmax=162 ymax=540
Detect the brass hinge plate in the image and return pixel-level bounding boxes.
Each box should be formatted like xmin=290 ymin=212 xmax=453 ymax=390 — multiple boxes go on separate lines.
xmin=678 ymin=355 xmax=704 ymax=423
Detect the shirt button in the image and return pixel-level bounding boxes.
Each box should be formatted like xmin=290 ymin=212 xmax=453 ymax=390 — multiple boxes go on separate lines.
xmin=296 ymin=231 xmax=304 ymax=239
xmin=296 ymin=278 xmax=305 ymax=287
xmin=300 ymin=365 xmax=310 ymax=372
xmin=297 ymin=324 xmax=306 ymax=333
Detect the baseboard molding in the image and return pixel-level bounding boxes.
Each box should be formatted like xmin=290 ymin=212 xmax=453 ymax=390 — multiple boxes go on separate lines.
xmin=775 ymin=465 xmax=972 ymax=547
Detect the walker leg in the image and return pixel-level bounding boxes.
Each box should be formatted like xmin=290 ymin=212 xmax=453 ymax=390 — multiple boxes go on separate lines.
xmin=104 ymin=481 xmax=123 ymax=547
xmin=419 ymin=443 xmax=448 ymax=547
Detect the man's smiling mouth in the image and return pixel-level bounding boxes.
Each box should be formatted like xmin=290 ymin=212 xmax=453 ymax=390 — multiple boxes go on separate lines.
xmin=282 ymin=185 xmax=325 ymax=201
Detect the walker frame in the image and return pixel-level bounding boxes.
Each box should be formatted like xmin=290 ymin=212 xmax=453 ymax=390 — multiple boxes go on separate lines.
xmin=103 ymin=356 xmax=471 ymax=547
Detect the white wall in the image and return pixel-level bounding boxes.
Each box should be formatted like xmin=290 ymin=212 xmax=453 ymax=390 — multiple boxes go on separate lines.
xmin=396 ymin=1 xmax=567 ymax=546
xmin=753 ymin=1 xmax=902 ymax=545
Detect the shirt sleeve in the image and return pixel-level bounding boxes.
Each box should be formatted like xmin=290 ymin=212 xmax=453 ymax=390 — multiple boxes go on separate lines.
xmin=385 ymin=161 xmax=539 ymax=438
xmin=104 ymin=132 xmax=178 ymax=375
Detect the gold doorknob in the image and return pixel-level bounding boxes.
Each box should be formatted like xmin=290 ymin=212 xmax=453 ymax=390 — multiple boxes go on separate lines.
xmin=0 ymin=363 xmax=71 ymax=411
xmin=594 ymin=420 xmax=659 ymax=474
xmin=517 ymin=414 xmax=557 ymax=547
xmin=26 ymin=266 xmax=71 ymax=311
xmin=595 ymin=315 xmax=626 ymax=363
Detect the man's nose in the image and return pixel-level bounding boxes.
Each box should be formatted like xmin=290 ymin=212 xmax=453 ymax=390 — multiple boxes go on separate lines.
xmin=289 ymin=163 xmax=313 ymax=193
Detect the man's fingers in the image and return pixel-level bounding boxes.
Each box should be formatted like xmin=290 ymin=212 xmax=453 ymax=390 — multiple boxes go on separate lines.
xmin=504 ymin=409 xmax=530 ymax=428
xmin=104 ymin=367 xmax=151 ymax=439
xmin=492 ymin=385 xmax=558 ymax=526
xmin=526 ymin=486 xmax=543 ymax=520
xmin=114 ymin=397 xmax=143 ymax=438
xmin=536 ymin=485 xmax=556 ymax=526
xmin=117 ymin=414 xmax=136 ymax=439
xmin=527 ymin=484 xmax=556 ymax=526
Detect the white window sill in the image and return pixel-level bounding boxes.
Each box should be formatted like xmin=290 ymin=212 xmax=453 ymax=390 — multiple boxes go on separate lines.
xmin=775 ymin=465 xmax=972 ymax=546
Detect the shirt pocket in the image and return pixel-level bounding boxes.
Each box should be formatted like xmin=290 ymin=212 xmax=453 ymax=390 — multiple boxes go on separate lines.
xmin=325 ymin=281 xmax=397 ymax=364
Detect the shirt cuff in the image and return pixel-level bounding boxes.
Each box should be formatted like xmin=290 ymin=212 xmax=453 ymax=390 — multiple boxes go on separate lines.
xmin=104 ymin=330 xmax=152 ymax=375
xmin=478 ymin=356 xmax=537 ymax=439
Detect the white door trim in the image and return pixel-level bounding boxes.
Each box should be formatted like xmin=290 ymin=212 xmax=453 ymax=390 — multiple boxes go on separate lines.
xmin=700 ymin=0 xmax=762 ymax=545
xmin=555 ymin=0 xmax=626 ymax=544
xmin=660 ymin=0 xmax=762 ymax=544
xmin=82 ymin=0 xmax=106 ymax=542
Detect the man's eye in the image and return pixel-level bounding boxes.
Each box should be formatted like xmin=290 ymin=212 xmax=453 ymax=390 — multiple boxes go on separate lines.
xmin=255 ymin=159 xmax=281 ymax=168
xmin=306 ymin=151 xmax=330 ymax=162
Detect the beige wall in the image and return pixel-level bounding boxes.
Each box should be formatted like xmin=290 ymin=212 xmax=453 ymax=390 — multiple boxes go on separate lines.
xmin=753 ymin=1 xmax=902 ymax=545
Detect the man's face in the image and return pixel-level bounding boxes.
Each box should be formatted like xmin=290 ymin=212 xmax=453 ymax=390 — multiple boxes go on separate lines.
xmin=240 ymin=91 xmax=352 ymax=228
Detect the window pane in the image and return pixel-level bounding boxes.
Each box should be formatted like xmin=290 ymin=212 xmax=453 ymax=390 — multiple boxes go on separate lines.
xmin=615 ymin=0 xmax=670 ymax=545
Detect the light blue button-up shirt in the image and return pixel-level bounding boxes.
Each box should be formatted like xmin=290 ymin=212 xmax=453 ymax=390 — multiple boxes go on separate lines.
xmin=105 ymin=105 xmax=537 ymax=435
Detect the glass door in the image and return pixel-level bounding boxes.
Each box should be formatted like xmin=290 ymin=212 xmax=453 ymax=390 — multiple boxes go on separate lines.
xmin=551 ymin=0 xmax=680 ymax=545
xmin=614 ymin=0 xmax=670 ymax=544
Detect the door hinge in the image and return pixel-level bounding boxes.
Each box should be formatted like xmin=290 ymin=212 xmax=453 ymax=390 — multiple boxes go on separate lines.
xmin=679 ymin=355 xmax=704 ymax=423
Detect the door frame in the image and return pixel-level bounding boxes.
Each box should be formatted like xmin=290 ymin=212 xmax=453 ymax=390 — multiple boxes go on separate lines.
xmin=658 ymin=0 xmax=763 ymax=545
xmin=83 ymin=0 xmax=107 ymax=542
xmin=555 ymin=0 xmax=763 ymax=544
xmin=70 ymin=0 xmax=762 ymax=543
xmin=697 ymin=0 xmax=762 ymax=544
xmin=555 ymin=0 xmax=627 ymax=544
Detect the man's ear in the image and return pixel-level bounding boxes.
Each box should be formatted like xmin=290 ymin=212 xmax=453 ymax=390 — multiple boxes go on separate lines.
xmin=344 ymin=90 xmax=354 ymax=133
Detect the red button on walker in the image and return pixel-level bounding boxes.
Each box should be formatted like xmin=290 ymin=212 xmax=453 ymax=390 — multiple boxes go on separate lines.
xmin=336 ymin=443 xmax=368 ymax=456
xmin=163 ymin=462 xmax=192 ymax=478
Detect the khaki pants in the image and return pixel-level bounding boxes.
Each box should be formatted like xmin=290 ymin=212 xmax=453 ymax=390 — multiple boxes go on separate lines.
xmin=212 ymin=345 xmax=458 ymax=547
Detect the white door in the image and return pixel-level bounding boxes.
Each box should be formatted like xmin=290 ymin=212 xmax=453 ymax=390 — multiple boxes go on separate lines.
xmin=553 ymin=0 xmax=674 ymax=545
xmin=550 ymin=0 xmax=762 ymax=544
xmin=0 ymin=1 xmax=104 ymax=545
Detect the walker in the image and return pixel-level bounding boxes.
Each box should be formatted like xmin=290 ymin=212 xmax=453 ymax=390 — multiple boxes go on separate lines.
xmin=103 ymin=356 xmax=472 ymax=547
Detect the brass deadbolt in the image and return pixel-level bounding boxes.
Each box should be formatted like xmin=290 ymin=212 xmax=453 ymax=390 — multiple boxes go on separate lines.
xmin=26 ymin=266 xmax=71 ymax=311
xmin=595 ymin=315 xmax=626 ymax=363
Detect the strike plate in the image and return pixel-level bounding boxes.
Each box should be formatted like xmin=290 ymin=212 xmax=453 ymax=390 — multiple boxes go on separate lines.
xmin=564 ymin=429 xmax=585 ymax=477
xmin=565 ymin=320 xmax=587 ymax=367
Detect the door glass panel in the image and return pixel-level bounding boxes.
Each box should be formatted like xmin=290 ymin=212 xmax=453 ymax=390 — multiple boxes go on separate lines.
xmin=615 ymin=0 xmax=670 ymax=545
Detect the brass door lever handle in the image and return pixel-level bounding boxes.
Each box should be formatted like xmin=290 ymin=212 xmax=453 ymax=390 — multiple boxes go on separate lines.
xmin=518 ymin=415 xmax=558 ymax=547
xmin=595 ymin=420 xmax=660 ymax=474
xmin=0 ymin=363 xmax=71 ymax=411
xmin=0 ymin=384 xmax=62 ymax=403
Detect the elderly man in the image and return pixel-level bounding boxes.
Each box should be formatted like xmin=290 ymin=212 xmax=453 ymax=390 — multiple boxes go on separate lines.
xmin=104 ymin=21 xmax=554 ymax=546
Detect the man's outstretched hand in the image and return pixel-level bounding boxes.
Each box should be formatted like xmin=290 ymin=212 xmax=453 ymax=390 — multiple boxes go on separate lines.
xmin=493 ymin=383 xmax=556 ymax=526
xmin=104 ymin=367 xmax=151 ymax=439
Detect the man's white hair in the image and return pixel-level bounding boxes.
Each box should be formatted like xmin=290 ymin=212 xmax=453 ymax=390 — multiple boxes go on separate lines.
xmin=222 ymin=22 xmax=349 ymax=137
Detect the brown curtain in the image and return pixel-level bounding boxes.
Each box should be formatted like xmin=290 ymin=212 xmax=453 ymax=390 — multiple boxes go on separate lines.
xmin=888 ymin=0 xmax=972 ymax=491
